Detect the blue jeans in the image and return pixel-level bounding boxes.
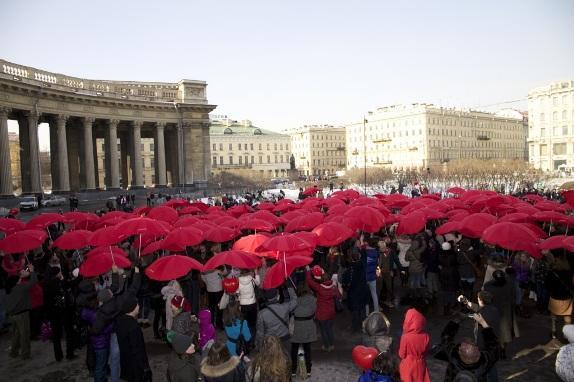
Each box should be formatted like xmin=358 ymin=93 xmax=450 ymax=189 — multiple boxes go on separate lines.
xmin=94 ymin=347 xmax=110 ymax=382
xmin=367 ymin=280 xmax=379 ymax=313
xmin=109 ymin=333 xmax=120 ymax=382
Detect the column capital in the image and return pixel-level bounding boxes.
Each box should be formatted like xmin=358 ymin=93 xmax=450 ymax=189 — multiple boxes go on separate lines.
xmin=0 ymin=106 xmax=11 ymax=118
xmin=109 ymin=119 xmax=120 ymax=128
xmin=57 ymin=114 xmax=69 ymax=124
xmin=133 ymin=120 xmax=143 ymax=129
xmin=23 ymin=110 xmax=40 ymax=120
xmin=84 ymin=116 xmax=95 ymax=125
xmin=182 ymin=121 xmax=193 ymax=128
xmin=156 ymin=121 xmax=166 ymax=129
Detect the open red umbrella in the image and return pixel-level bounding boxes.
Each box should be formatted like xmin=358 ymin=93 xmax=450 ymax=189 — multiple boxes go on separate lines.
xmin=312 ymin=222 xmax=353 ymax=247
xmin=302 ymin=186 xmax=319 ymax=196
xmin=63 ymin=212 xmax=99 ymax=230
xmin=0 ymin=218 xmax=25 ymax=235
xmin=85 ymin=246 xmax=128 ymax=258
xmin=344 ymin=206 xmax=385 ymax=232
xmin=228 ymin=204 xmax=254 ymax=218
xmin=145 ymin=255 xmax=204 ymax=281
xmin=285 ymin=212 xmax=325 ymax=233
xmin=162 ymin=198 xmax=189 ymax=208
xmin=0 ymin=229 xmax=48 ymax=254
xmin=52 ymin=230 xmax=93 ymax=250
xmin=327 ymin=204 xmax=350 ymax=216
xmin=100 ymin=211 xmax=134 ymax=222
xmin=133 ymin=206 xmax=151 ymax=216
xmin=79 ymin=252 xmax=132 ymax=277
xmin=203 ymin=250 xmax=261 ymax=270
xmin=89 ymin=226 xmax=129 ymax=247
xmin=261 ymin=256 xmax=312 ymax=289
xmin=522 ymin=194 xmax=544 ymax=203
xmin=539 ymin=235 xmax=569 ymax=250
xmin=323 ymin=197 xmax=345 ymax=208
xmin=115 ymin=217 xmax=171 ymax=237
xmin=162 ymin=227 xmax=204 ymax=250
xmin=147 ymin=206 xmax=179 ymax=225
xmin=204 ymin=226 xmax=239 ymax=243
xmin=421 ymin=208 xmax=446 ymax=220
xmin=25 ymin=213 xmax=65 ymax=230
xmin=499 ymin=213 xmax=532 ymax=224
xmin=435 ymin=221 xmax=461 ymax=235
xmin=278 ymin=210 xmax=306 ymax=224
xmin=257 ymin=202 xmax=276 ymax=211
xmin=292 ymin=231 xmax=318 ymax=249
xmin=250 ymin=210 xmax=281 ymax=226
xmin=481 ymin=222 xmax=540 ymax=258
xmin=174 ymin=216 xmax=200 ymax=228
xmin=142 ymin=240 xmax=165 ymax=256
xmin=232 ymin=234 xmax=274 ymax=258
xmin=240 ymin=218 xmax=275 ymax=232
xmin=520 ymin=223 xmax=548 ymax=239
xmin=259 ymin=233 xmax=313 ymax=252
xmin=458 ymin=213 xmax=497 ymax=238
xmin=535 ymin=200 xmax=568 ymax=212
xmin=532 ymin=211 xmax=569 ymax=224
xmin=178 ymin=206 xmax=204 ymax=216
xmin=93 ymin=216 xmax=128 ymax=230
xmin=273 ymin=203 xmax=300 ymax=213
xmin=396 ymin=211 xmax=427 ymax=235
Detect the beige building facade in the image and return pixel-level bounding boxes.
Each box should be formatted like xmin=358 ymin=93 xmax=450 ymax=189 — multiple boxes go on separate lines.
xmin=210 ymin=118 xmax=291 ymax=178
xmin=345 ymin=104 xmax=526 ymax=171
xmin=527 ymin=80 xmax=574 ymax=171
xmin=288 ymin=125 xmax=346 ymax=177
xmin=0 ymin=59 xmax=215 ymax=196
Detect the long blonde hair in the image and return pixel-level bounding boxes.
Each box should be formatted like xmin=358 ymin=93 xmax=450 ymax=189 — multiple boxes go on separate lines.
xmin=252 ymin=336 xmax=290 ymax=382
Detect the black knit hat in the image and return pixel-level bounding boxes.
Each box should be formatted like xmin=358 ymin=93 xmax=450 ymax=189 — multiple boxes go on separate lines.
xmin=121 ymin=295 xmax=138 ymax=314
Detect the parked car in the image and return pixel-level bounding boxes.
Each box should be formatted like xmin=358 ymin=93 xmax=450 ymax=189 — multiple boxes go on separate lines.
xmin=41 ymin=195 xmax=67 ymax=207
xmin=19 ymin=196 xmax=39 ymax=211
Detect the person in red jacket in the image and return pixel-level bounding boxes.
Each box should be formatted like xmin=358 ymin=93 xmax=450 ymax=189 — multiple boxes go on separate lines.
xmin=306 ymin=265 xmax=341 ymax=352
xmin=398 ymin=308 xmax=430 ymax=382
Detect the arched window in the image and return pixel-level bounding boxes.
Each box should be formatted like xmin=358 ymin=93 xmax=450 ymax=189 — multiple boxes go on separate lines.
xmin=224 ymin=128 xmax=233 ymax=135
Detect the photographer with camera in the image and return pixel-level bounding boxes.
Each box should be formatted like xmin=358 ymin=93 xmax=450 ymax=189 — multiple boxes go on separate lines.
xmin=439 ymin=313 xmax=501 ymax=382
xmin=457 ymin=292 xmax=500 ymax=350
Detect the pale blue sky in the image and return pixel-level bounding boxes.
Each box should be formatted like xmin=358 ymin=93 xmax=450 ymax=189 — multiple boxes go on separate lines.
xmin=1 ymin=0 xmax=573 ymax=143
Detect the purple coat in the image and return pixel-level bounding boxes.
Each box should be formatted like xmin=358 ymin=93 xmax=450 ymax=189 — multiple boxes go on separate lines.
xmin=81 ymin=307 xmax=113 ymax=350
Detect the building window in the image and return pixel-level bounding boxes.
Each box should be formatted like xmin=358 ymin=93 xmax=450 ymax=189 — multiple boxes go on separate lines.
xmin=286 ymin=144 xmax=289 ymax=150
xmin=274 ymin=144 xmax=277 ymax=150
xmin=150 ymin=143 xmax=154 ymax=151
xmin=250 ymin=143 xmax=254 ymax=150
xmin=541 ymin=128 xmax=546 ymax=136
xmin=245 ymin=155 xmax=248 ymax=165
xmin=219 ymin=143 xmax=223 ymax=151
xmin=563 ymin=126 xmax=569 ymax=136
xmin=213 ymin=143 xmax=216 ymax=151
xmin=229 ymin=143 xmax=232 ymax=150
xmin=259 ymin=144 xmax=262 ymax=150
xmin=212 ymin=156 xmax=217 ymax=165
xmin=259 ymin=156 xmax=263 ymax=164
xmin=239 ymin=156 xmax=242 ymax=164
xmin=274 ymin=155 xmax=278 ymax=163
xmin=229 ymin=156 xmax=233 ymax=164
xmin=280 ymin=143 xmax=283 ymax=150
xmin=280 ymin=155 xmax=283 ymax=163
xmin=267 ymin=144 xmax=270 ymax=150
xmin=267 ymin=155 xmax=270 ymax=163
xmin=554 ymin=143 xmax=567 ymax=155
xmin=220 ymin=156 xmax=223 ymax=165
xmin=251 ymin=156 xmax=255 ymax=164
xmin=238 ymin=143 xmax=242 ymax=150
xmin=540 ymin=144 xmax=548 ymax=156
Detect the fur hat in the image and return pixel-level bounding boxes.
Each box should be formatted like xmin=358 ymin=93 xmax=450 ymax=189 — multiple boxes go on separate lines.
xmin=458 ymin=340 xmax=481 ymax=364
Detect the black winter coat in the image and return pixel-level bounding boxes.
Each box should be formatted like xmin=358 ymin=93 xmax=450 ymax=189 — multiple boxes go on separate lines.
xmin=115 ymin=314 xmax=151 ymax=382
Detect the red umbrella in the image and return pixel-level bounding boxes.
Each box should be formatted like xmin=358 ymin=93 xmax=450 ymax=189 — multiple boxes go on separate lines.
xmin=447 ymin=187 xmax=466 ymax=195
xmin=100 ymin=211 xmax=134 ymax=222
xmin=458 ymin=213 xmax=497 ymax=238
xmin=133 ymin=206 xmax=151 ymax=216
xmin=285 ymin=212 xmax=325 ymax=233
xmin=232 ymin=234 xmax=274 ymax=258
xmin=162 ymin=227 xmax=204 ymax=250
xmin=93 ymin=216 xmax=128 ymax=230
xmin=344 ymin=206 xmax=385 ymax=232
xmin=204 ymin=226 xmax=239 ymax=243
xmin=142 ymin=240 xmax=165 ymax=256
xmin=79 ymin=252 xmax=132 ymax=277
xmin=259 ymin=233 xmax=314 ymax=252
xmin=327 ymin=204 xmax=350 ymax=216
xmin=178 ymin=206 xmax=204 ymax=216
xmin=421 ymin=208 xmax=446 ymax=220
xmin=481 ymin=222 xmax=540 ymax=258
xmin=522 ymin=194 xmax=544 ymax=203
xmin=499 ymin=213 xmax=532 ymax=223
xmin=0 ymin=218 xmax=25 ymax=235
xmin=257 ymin=202 xmax=276 ymax=211
xmin=532 ymin=211 xmax=569 ymax=224
xmin=220 ymin=219 xmax=242 ymax=230
xmin=189 ymin=202 xmax=210 ymax=212
xmin=278 ymin=210 xmax=306 ymax=223
xmin=539 ymin=235 xmax=569 ymax=250
xmin=85 ymin=246 xmax=128 ymax=258
xmin=323 ymin=197 xmax=345 ymax=208
xmin=203 ymin=250 xmax=261 ymax=270
xmin=133 ymin=232 xmax=161 ymax=250
xmin=63 ymin=212 xmax=99 ymax=229
xmin=145 ymin=255 xmax=204 ymax=281
xmin=228 ymin=204 xmax=254 ymax=218
xmin=25 ymin=213 xmax=65 ymax=230
xmin=435 ymin=221 xmax=461 ymax=235
xmin=312 ymin=222 xmax=353 ymax=247
xmin=513 ymin=205 xmax=540 ymax=216
xmin=192 ymin=221 xmax=217 ymax=235
xmin=174 ymin=216 xmax=200 ymax=228
xmin=250 ymin=211 xmax=281 ymax=226
xmin=89 ymin=226 xmax=128 ymax=247
xmin=0 ymin=229 xmax=48 ymax=254
xmin=52 ymin=230 xmax=93 ymax=250
xmin=292 ymin=231 xmax=318 ymax=249
xmin=261 ymin=256 xmax=312 ymax=289
xmin=115 ymin=217 xmax=171 ymax=237
xmin=520 ymin=223 xmax=548 ymax=239
xmin=164 ymin=199 xmax=190 ymax=208
xmin=213 ymin=215 xmax=237 ymax=225
xmin=396 ymin=211 xmax=427 ymax=235
xmin=240 ymin=218 xmax=275 ymax=232
xmin=302 ymin=186 xmax=319 ymax=196
xmin=148 ymin=206 xmax=179 ymax=225
xmin=273 ymin=203 xmax=300 ymax=213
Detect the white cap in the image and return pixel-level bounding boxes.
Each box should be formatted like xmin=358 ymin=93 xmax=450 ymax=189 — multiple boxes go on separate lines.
xmin=72 ymin=268 xmax=79 ymax=278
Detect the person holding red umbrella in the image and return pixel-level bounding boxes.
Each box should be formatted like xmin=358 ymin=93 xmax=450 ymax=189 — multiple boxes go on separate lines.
xmin=306 ymin=265 xmax=342 ymax=352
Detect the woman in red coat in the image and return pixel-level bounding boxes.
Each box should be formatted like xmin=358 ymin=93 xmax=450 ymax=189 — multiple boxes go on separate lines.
xmin=399 ymin=308 xmax=431 ymax=382
xmin=306 ymin=266 xmax=341 ymax=352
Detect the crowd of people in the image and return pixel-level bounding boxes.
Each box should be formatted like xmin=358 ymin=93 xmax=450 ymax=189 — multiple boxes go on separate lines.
xmin=1 ymin=184 xmax=573 ymax=382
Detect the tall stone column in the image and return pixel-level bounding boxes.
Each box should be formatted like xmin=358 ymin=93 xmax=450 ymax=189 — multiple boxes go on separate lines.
xmin=202 ymin=122 xmax=211 ymax=184
xmin=177 ymin=124 xmax=185 ymax=186
xmin=0 ymin=107 xmax=13 ymax=196
xmin=108 ymin=119 xmax=120 ymax=190
xmin=56 ymin=114 xmax=70 ymax=192
xmin=83 ymin=117 xmax=96 ymax=190
xmin=131 ymin=121 xmax=143 ymax=188
xmin=155 ymin=122 xmax=167 ymax=187
xmin=26 ymin=111 xmax=42 ymax=193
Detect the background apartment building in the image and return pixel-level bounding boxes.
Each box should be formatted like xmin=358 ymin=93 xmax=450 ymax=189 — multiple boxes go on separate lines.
xmin=345 ymin=104 xmax=527 ymax=171
xmin=527 ymin=80 xmax=574 ymax=171
xmin=287 ymin=125 xmax=346 ymax=177
xmin=210 ymin=117 xmax=291 ymax=178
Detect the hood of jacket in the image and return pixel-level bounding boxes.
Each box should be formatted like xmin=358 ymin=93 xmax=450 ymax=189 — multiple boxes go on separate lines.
xmin=403 ymin=308 xmax=426 ymax=334
xmin=198 ymin=309 xmax=212 ymax=327
xmin=200 ymin=356 xmax=240 ymax=378
xmin=363 ymin=312 xmax=390 ymax=336
xmin=162 ymin=280 xmax=182 ymax=298
xmin=320 ymin=280 xmax=336 ymax=289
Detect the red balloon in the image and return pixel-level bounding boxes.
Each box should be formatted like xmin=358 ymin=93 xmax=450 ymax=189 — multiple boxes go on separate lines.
xmin=223 ymin=277 xmax=239 ymax=294
xmin=352 ymin=345 xmax=378 ymax=370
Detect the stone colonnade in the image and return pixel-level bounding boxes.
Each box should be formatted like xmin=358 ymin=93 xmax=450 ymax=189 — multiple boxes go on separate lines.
xmin=0 ymin=108 xmax=210 ymax=195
